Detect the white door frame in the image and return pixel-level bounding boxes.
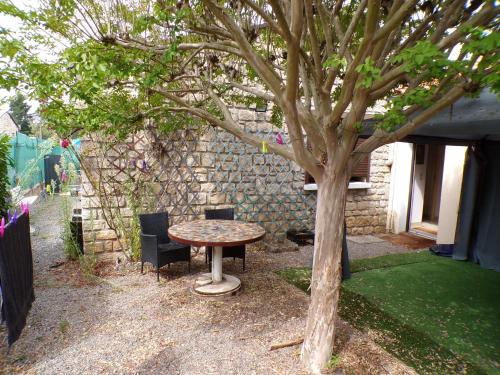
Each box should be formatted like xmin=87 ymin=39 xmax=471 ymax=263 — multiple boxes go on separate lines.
xmin=387 ymin=142 xmax=414 ymax=234
xmin=388 ymin=142 xmax=467 ymax=241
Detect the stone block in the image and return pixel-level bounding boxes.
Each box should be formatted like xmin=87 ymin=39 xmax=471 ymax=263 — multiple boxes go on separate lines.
xmin=345 ymin=216 xmax=356 ymax=226
xmin=355 ymin=217 xmax=373 ymax=226
xmin=201 ymin=153 xmax=214 ymax=167
xmin=188 ymin=193 xmax=207 ymax=204
xmin=103 ymin=240 xmax=114 ymax=252
xmin=95 ymin=229 xmax=118 ymax=241
xmin=346 ymin=202 xmax=357 ymax=211
xmin=238 ymin=110 xmax=255 ymax=121
xmin=357 ymin=201 xmax=370 ymax=210
xmin=85 ymin=241 xmax=105 ymax=253
xmin=209 ymin=192 xmax=226 ymax=205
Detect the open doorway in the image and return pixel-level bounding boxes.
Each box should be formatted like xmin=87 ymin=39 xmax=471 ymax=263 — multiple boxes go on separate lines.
xmin=409 ymin=144 xmax=446 ymax=239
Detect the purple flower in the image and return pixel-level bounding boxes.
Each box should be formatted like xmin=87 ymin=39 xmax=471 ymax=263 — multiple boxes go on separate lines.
xmin=276 ymin=133 xmax=284 ymax=145
xmin=0 ymin=217 xmax=4 ymax=238
xmin=12 ymin=210 xmax=18 ymax=224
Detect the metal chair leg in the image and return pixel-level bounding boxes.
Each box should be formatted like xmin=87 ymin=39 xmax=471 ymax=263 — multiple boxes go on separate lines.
xmin=243 ymin=256 xmax=245 ymax=272
xmin=141 ymin=262 xmax=144 ymax=274
xmin=157 ymin=268 xmax=160 ymax=282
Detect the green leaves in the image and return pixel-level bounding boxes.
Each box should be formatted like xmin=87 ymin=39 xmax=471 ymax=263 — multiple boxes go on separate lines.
xmin=375 ymin=87 xmax=437 ymax=131
xmin=391 ymin=41 xmax=451 ymax=78
xmin=0 ymin=0 xmax=30 ymax=21
xmin=463 ymin=28 xmax=500 ymax=55
xmin=462 ymin=29 xmax=500 ymax=96
xmin=355 ymin=57 xmax=382 ymax=88
xmin=0 ymin=39 xmax=21 ymax=59
xmin=270 ymin=105 xmax=283 ymax=128
xmin=323 ymin=54 xmax=346 ymax=70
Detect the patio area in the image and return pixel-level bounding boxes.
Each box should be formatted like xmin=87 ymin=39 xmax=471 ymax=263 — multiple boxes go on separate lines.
xmin=279 ymin=252 xmax=500 ymax=374
xmin=0 ymin=197 xmax=417 ymax=375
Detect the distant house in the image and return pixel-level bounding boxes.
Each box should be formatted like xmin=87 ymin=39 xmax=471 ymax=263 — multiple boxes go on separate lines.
xmin=0 ymin=112 xmax=19 ymax=137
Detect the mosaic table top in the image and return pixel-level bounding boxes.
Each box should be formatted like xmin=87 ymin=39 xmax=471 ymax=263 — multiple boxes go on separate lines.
xmin=168 ymin=220 xmax=266 ymax=247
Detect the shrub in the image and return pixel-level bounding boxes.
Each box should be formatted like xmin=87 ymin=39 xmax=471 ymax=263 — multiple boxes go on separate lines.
xmin=0 ymin=135 xmax=13 ymax=213
xmin=60 ymin=195 xmax=81 ymax=260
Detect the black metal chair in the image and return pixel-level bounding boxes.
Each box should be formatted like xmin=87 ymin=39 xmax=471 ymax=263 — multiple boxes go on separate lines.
xmin=139 ymin=212 xmax=191 ymax=281
xmin=205 ymin=208 xmax=246 ymax=271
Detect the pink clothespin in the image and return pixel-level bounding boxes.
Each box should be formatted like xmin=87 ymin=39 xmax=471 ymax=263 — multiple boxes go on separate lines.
xmin=0 ymin=217 xmax=5 ymax=238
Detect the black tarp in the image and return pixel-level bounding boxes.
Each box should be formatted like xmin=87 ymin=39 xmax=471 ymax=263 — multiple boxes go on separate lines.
xmin=361 ymin=89 xmax=500 ymax=143
xmin=0 ymin=212 xmax=35 ymax=346
xmin=454 ymin=143 xmax=500 ymax=271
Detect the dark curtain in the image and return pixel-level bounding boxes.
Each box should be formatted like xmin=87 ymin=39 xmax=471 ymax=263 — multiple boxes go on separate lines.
xmin=0 ymin=212 xmax=35 ymax=346
xmin=454 ymin=143 xmax=500 ymax=271
xmin=469 ymin=142 xmax=500 ymax=271
xmin=454 ymin=147 xmax=482 ymax=261
xmin=342 ymin=222 xmax=351 ymax=280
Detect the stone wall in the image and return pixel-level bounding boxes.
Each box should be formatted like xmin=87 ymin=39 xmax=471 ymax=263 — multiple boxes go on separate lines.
xmin=345 ymin=145 xmax=391 ymax=234
xmin=80 ymin=107 xmax=392 ymax=255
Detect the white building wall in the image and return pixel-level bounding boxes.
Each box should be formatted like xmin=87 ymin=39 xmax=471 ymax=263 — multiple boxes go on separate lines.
xmin=0 ymin=113 xmax=19 ymax=137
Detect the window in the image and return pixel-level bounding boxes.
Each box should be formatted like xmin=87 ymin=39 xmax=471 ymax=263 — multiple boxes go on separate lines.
xmin=304 ymin=139 xmax=371 ymax=184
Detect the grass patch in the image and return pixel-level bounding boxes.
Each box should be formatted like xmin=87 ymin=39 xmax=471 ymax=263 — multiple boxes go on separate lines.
xmin=79 ymin=252 xmax=98 ymax=281
xmin=326 ymin=354 xmax=342 ymax=370
xmin=59 ymin=320 xmax=70 ymax=335
xmin=278 ymin=252 xmax=500 ymax=374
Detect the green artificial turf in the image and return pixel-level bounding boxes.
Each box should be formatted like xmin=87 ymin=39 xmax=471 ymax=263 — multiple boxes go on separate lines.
xmin=349 ymin=250 xmax=433 ymax=273
xmin=277 ymin=252 xmax=500 ymax=374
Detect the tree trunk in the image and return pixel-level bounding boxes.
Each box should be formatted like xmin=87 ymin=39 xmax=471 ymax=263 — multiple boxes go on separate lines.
xmin=301 ymin=169 xmax=349 ymax=374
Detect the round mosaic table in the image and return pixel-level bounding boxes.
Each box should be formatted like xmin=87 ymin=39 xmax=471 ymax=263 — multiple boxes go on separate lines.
xmin=168 ymin=220 xmax=266 ymax=296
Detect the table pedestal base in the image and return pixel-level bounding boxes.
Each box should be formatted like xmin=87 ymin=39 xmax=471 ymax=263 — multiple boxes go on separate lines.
xmin=193 ymin=273 xmax=241 ymax=296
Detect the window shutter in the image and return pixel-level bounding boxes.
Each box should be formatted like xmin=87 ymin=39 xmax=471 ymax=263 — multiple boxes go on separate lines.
xmin=304 ymin=170 xmax=315 ymax=184
xmin=352 ymin=139 xmax=370 ymax=180
xmin=304 ymin=139 xmax=371 ymax=184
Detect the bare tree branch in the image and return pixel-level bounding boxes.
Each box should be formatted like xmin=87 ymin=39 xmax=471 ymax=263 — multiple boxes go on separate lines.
xmin=151 ymin=86 xmax=297 ymax=163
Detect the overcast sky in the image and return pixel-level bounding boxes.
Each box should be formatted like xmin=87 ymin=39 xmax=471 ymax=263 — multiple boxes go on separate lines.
xmin=0 ymin=0 xmax=40 ymax=114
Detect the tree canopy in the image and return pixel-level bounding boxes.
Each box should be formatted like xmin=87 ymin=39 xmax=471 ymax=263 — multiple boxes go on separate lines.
xmin=0 ymin=1 xmax=498 ymax=177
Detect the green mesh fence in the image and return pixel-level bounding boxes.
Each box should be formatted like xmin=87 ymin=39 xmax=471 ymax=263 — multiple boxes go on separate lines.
xmin=7 ymin=133 xmax=80 ymax=190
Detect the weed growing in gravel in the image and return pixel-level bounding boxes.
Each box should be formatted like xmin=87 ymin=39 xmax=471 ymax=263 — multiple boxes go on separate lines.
xmin=79 ymin=252 xmax=98 ymax=281
xmin=59 ymin=320 xmax=70 ymax=335
xmin=60 ymin=196 xmax=81 ymax=260
xmin=326 ymin=354 xmax=341 ymax=370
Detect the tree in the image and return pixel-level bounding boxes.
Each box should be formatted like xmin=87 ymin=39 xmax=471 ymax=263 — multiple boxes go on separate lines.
xmin=0 ymin=1 xmax=498 ymax=372
xmin=9 ymin=92 xmax=32 ymax=134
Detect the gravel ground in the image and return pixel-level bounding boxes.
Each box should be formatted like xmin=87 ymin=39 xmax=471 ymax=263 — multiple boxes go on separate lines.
xmin=345 ymin=239 xmax=423 ymax=260
xmin=1 ymin=197 xmax=417 ymax=375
